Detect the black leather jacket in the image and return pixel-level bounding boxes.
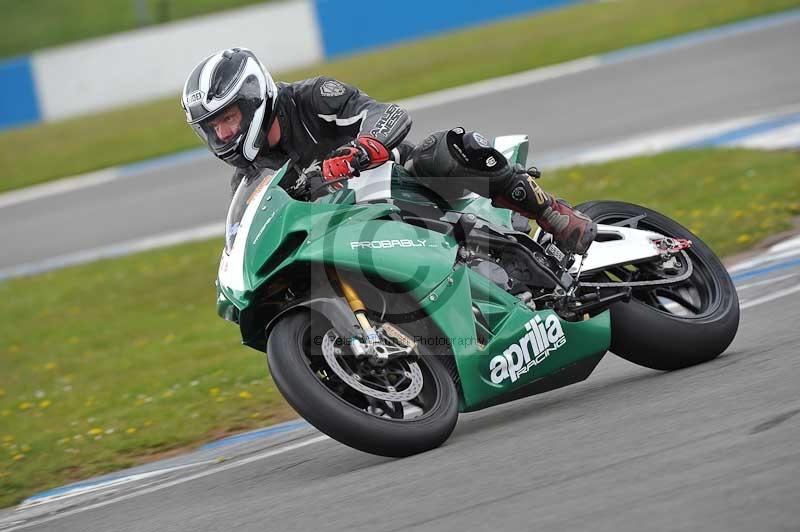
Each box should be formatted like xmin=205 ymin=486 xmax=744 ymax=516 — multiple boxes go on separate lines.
xmin=230 ymin=76 xmax=412 ymax=194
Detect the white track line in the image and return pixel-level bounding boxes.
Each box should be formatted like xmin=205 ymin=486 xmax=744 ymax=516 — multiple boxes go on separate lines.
xmin=2 ymin=435 xmax=329 ymax=532
xmin=769 ymin=235 xmax=800 ymax=254
xmin=18 ymin=459 xmax=221 ymax=509
xmin=736 ymin=273 xmax=798 ymax=291
xmin=0 ymin=223 xmax=222 ymax=281
xmin=400 ymin=57 xmax=601 ymax=111
xmin=740 ymin=284 xmax=800 ymax=309
xmin=0 ymin=169 xmax=120 ymax=210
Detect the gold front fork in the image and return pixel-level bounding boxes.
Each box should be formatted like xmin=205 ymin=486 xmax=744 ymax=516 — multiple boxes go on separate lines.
xmin=328 ymin=268 xmax=379 ymax=345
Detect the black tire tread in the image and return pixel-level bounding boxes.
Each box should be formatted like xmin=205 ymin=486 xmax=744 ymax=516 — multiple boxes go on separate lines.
xmin=267 ymin=311 xmax=459 ymax=457
xmin=577 ymin=200 xmax=740 ymax=371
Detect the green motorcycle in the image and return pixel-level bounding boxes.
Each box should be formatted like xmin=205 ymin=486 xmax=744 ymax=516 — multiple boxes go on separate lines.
xmin=216 ymin=135 xmax=739 ymax=457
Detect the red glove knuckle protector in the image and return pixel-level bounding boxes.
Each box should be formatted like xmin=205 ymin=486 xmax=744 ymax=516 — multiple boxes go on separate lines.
xmin=356 ymin=135 xmax=390 ymax=168
xmin=321 ymin=137 xmax=389 ymax=183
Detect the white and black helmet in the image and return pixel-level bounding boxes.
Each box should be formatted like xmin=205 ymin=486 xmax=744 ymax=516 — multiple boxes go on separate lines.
xmin=182 ymin=48 xmax=278 ymax=168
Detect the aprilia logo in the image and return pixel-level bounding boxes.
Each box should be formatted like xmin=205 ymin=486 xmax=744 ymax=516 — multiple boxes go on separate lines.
xmin=350 ymin=239 xmax=427 ymax=249
xmin=489 ymin=315 xmax=566 ymax=384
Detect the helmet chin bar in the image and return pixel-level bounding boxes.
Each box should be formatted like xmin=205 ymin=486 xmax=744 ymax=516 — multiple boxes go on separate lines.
xmin=243 ymin=99 xmax=267 ymax=161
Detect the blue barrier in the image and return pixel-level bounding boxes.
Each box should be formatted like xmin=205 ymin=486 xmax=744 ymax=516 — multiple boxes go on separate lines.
xmin=0 ymin=56 xmax=41 ymax=129
xmin=314 ymin=0 xmax=582 ymax=57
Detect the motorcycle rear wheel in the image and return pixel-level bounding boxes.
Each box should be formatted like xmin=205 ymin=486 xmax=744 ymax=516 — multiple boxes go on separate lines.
xmin=267 ymin=310 xmax=459 ymax=457
xmin=576 ymin=201 xmax=740 ymax=370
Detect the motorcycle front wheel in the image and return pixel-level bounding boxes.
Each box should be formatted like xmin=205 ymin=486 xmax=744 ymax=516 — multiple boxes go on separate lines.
xmin=576 ymin=200 xmax=740 ymax=370
xmin=266 ymin=310 xmax=459 ymax=457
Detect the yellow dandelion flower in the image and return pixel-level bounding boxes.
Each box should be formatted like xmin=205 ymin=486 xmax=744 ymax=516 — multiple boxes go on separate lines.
xmin=1 ymin=436 xmax=13 ymax=443
xmin=250 ymin=412 xmax=262 ymax=419
xmin=87 ymin=428 xmax=103 ymax=436
xmin=736 ymin=234 xmax=753 ymax=244
xmin=44 ymin=362 xmax=57 ymax=371
xmin=39 ymin=400 xmax=51 ymax=409
xmin=143 ymin=420 xmax=153 ymax=427
xmin=18 ymin=402 xmax=33 ymax=411
xmin=126 ymin=427 xmax=137 ymax=434
xmin=209 ymin=387 xmax=221 ymax=397
xmin=238 ymin=391 xmax=253 ymax=399
xmin=20 ymin=444 xmax=30 ymax=452
xmin=12 ymin=454 xmax=24 ymax=461
xmin=733 ymin=210 xmax=744 ymax=219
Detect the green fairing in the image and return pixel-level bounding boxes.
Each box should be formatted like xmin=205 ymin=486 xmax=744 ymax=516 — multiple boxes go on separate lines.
xmin=420 ymin=267 xmax=610 ymax=411
xmin=217 ymin=135 xmax=613 ymax=413
xmin=217 ymin=172 xmax=458 ymax=311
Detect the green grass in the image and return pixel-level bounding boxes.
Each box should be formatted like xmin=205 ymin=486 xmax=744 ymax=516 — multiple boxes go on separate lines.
xmin=2 ymin=0 xmax=799 ymax=193
xmin=0 ymin=0 xmax=274 ymax=59
xmin=1 ymin=147 xmax=799 ymax=507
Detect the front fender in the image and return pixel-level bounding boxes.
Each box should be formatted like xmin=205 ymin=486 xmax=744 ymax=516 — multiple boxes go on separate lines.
xmin=264 ymin=297 xmax=361 ymax=341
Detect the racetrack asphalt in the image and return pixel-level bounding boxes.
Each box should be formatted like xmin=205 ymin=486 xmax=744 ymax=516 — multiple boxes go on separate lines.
xmin=0 ymin=13 xmax=798 ymax=272
xmin=3 ymin=254 xmax=798 ymax=531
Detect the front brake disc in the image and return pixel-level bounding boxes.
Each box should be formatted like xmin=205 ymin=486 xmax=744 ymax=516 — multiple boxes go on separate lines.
xmin=321 ymin=330 xmax=424 ymax=401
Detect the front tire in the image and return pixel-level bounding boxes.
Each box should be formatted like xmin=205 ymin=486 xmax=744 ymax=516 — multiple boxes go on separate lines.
xmin=577 ymin=201 xmax=740 ymax=370
xmin=267 ymin=310 xmax=459 ymax=457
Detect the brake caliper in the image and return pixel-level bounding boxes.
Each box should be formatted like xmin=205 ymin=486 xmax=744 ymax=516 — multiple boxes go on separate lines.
xmin=655 ymin=237 xmax=692 ymax=254
xmin=654 ymin=237 xmax=692 ymax=274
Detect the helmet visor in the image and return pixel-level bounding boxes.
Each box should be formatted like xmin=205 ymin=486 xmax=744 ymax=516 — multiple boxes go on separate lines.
xmin=191 ymin=88 xmax=263 ymax=158
xmin=191 ymin=103 xmax=246 ymax=155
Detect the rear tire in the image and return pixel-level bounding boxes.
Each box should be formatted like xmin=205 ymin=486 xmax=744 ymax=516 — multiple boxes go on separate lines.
xmin=267 ymin=310 xmax=459 ymax=457
xmin=577 ymin=201 xmax=739 ymax=370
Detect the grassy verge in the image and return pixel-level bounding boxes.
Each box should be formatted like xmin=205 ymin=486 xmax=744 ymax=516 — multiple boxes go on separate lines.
xmin=1 ymin=147 xmax=800 ymax=507
xmin=0 ymin=0 xmax=274 ymax=59
xmin=2 ymin=0 xmax=799 ymax=193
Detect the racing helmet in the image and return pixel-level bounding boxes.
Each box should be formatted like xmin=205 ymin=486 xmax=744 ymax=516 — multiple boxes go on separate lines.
xmin=181 ymin=47 xmax=278 ymax=168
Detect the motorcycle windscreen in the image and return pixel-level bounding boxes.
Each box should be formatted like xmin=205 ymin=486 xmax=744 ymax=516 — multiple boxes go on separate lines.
xmin=225 ymin=170 xmax=274 ymax=254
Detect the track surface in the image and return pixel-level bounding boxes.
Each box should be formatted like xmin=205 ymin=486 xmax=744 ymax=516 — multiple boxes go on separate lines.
xmin=7 ymin=258 xmax=799 ymax=531
xmin=1 ymin=15 xmax=799 ymax=270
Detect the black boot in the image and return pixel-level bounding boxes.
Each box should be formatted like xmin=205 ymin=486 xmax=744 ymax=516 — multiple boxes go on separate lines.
xmin=494 ymin=167 xmax=597 ymax=255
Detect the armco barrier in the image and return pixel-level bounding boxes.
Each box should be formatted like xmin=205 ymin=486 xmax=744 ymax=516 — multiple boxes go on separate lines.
xmin=314 ymin=0 xmax=581 ymax=57
xmin=0 ymin=0 xmax=582 ymax=130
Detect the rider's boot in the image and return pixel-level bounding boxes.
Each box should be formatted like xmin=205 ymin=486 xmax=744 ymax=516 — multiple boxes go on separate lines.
xmin=492 ymin=166 xmax=597 ymax=255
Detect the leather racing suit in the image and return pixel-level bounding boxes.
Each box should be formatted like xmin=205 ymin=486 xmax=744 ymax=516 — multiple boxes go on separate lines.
xmin=229 ymin=76 xmax=411 ymax=194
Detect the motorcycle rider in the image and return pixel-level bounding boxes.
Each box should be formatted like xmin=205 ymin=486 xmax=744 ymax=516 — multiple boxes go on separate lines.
xmin=181 ymin=47 xmax=596 ymax=254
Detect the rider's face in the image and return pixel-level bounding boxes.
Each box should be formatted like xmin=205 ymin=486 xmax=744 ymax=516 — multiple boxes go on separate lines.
xmin=209 ymin=105 xmax=243 ymax=143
